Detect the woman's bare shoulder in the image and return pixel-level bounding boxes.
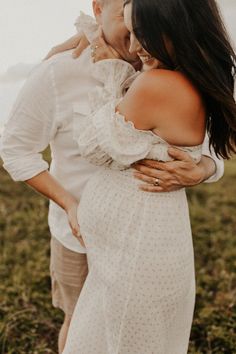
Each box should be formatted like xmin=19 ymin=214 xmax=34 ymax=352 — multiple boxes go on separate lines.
xmin=131 ymin=69 xmax=202 ymax=104
xmin=118 ymin=69 xmax=206 ymax=145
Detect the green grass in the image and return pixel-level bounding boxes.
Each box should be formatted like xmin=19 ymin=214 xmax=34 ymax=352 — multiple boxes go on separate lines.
xmin=0 ymin=156 xmax=236 ymax=353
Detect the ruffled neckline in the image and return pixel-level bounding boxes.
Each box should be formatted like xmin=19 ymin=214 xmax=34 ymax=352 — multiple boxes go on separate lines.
xmin=115 ymin=110 xmax=202 ymax=152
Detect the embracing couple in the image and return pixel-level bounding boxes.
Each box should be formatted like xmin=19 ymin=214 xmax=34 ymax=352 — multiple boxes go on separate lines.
xmin=1 ymin=0 xmax=236 ymax=353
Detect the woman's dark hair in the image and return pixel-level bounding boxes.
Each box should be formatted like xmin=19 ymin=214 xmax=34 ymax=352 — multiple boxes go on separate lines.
xmin=125 ymin=0 xmax=236 ymax=158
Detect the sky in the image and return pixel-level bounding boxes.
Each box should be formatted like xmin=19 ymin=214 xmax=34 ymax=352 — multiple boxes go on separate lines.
xmin=0 ymin=0 xmax=235 ymax=75
xmin=0 ymin=0 xmax=236 ymax=128
xmin=0 ymin=0 xmax=93 ymax=75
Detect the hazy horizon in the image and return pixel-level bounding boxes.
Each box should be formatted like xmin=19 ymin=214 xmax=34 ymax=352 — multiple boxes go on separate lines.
xmin=0 ymin=0 xmax=235 ymax=128
xmin=0 ymin=0 xmax=235 ymax=77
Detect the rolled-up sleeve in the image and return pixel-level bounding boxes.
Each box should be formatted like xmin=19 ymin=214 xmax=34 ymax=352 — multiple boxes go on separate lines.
xmin=202 ymin=133 xmax=224 ymax=183
xmin=0 ymin=61 xmax=57 ymax=181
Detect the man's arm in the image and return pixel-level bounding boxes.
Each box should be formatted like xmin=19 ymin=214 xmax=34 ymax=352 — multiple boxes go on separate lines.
xmin=26 ymin=171 xmax=82 ymax=244
xmin=0 ymin=61 xmax=82 ymax=243
xmin=0 ymin=62 xmax=55 ymax=181
xmin=132 ymin=134 xmax=224 ymax=192
xmin=0 ymin=62 xmax=84 ymax=246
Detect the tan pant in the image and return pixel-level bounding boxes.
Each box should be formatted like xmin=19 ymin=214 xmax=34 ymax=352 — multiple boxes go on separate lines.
xmin=50 ymin=236 xmax=88 ymax=316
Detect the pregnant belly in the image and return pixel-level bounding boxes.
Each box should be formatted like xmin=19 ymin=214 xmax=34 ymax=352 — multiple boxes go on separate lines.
xmin=78 ymin=169 xmax=195 ymax=298
xmin=78 ymin=168 xmax=192 ymax=253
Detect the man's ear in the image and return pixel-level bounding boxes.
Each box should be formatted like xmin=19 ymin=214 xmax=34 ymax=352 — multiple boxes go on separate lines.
xmin=92 ymin=0 xmax=103 ymax=25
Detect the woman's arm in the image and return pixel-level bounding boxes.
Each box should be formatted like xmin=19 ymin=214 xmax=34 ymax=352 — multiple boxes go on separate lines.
xmin=44 ymin=12 xmax=97 ymax=60
xmin=44 ymin=33 xmax=89 ymax=60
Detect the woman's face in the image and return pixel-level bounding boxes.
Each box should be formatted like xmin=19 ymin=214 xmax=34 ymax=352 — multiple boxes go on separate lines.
xmin=123 ymin=3 xmax=160 ymax=71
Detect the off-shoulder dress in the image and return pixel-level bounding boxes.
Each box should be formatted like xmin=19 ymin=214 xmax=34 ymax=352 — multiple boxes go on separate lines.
xmin=63 ymin=59 xmax=202 ymax=354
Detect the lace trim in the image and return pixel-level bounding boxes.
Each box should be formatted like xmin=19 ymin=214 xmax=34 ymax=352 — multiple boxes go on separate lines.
xmin=73 ymin=100 xmax=153 ymax=168
xmin=74 ymin=11 xmax=99 ymax=43
xmin=115 ymin=111 xmax=203 ymax=152
xmin=92 ymin=60 xmax=136 ymax=93
xmin=86 ymin=60 xmax=136 ymax=114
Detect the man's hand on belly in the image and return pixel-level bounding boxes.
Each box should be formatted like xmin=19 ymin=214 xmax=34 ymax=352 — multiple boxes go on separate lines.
xmin=66 ymin=199 xmax=85 ymax=248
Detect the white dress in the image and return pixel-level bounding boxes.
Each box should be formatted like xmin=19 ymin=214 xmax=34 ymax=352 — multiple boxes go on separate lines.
xmin=62 ymin=60 xmax=202 ymax=354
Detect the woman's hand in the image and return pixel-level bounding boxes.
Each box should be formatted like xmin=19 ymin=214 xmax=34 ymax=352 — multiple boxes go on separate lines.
xmin=44 ymin=33 xmax=90 ymax=60
xmin=90 ymin=27 xmax=122 ymax=63
xmin=65 ymin=199 xmax=86 ymax=248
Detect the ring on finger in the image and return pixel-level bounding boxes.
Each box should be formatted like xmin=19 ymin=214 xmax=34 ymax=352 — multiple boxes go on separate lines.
xmin=91 ymin=45 xmax=99 ymax=56
xmin=91 ymin=45 xmax=99 ymax=50
xmin=91 ymin=48 xmax=96 ymax=57
xmin=153 ymin=178 xmax=160 ymax=186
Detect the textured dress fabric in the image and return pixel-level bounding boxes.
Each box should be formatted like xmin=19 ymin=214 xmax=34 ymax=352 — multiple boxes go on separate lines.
xmin=63 ymin=60 xmax=202 ymax=354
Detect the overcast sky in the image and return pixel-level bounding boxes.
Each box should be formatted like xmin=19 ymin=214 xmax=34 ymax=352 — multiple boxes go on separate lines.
xmin=0 ymin=0 xmax=236 ymax=75
xmin=0 ymin=0 xmax=235 ymax=128
xmin=0 ymin=0 xmax=93 ymax=74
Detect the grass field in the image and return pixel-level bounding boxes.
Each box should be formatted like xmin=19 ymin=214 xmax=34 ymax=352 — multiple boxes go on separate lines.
xmin=0 ymin=157 xmax=236 ymax=354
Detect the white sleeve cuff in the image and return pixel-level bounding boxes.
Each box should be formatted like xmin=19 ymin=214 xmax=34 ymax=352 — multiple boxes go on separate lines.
xmin=201 ymin=135 xmax=224 ymax=183
xmin=2 ymin=155 xmax=49 ymax=182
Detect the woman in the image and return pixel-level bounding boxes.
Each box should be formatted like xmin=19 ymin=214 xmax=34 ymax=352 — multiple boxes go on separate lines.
xmin=62 ymin=0 xmax=236 ymax=353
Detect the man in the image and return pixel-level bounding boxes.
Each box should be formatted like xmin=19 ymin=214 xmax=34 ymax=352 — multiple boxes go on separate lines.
xmin=0 ymin=0 xmax=224 ymax=352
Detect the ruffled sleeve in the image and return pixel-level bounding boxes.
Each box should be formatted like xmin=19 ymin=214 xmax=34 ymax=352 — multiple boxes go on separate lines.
xmin=72 ymin=58 xmax=137 ymax=140
xmin=74 ymin=12 xmax=138 ymax=105
xmin=88 ymin=60 xmax=137 ymax=112
xmin=74 ymin=11 xmax=100 ymax=43
xmin=73 ymin=99 xmax=156 ymax=170
xmin=73 ymin=58 xmax=144 ymax=169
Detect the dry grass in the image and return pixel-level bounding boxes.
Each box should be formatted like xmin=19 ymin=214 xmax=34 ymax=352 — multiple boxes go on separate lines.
xmin=0 ymin=156 xmax=236 ymax=353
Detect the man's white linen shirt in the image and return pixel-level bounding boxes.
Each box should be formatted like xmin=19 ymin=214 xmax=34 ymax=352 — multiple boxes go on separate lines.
xmin=0 ymin=49 xmax=102 ymax=253
xmin=0 ymin=49 xmax=224 ymax=253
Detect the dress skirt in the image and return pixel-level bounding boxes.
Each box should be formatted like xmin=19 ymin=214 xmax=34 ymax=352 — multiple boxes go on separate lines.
xmin=63 ymin=168 xmax=196 ymax=354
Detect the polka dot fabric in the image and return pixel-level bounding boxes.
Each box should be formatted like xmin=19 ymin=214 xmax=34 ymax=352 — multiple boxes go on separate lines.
xmin=63 ymin=170 xmax=198 ymax=354
xmin=63 ymin=60 xmax=202 ymax=353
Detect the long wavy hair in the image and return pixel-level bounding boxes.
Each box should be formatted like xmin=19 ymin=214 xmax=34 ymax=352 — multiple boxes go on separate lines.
xmin=125 ymin=0 xmax=236 ymax=158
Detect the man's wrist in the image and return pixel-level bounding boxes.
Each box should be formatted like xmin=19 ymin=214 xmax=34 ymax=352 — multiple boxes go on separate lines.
xmin=198 ymin=155 xmax=217 ymax=182
xmin=62 ymin=194 xmax=78 ymax=213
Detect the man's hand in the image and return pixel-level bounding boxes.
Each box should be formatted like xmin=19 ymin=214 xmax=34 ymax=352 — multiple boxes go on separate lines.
xmin=44 ymin=33 xmax=89 ymax=60
xmin=133 ymin=147 xmax=216 ymax=193
xmin=26 ymin=171 xmax=86 ymax=248
xmin=65 ymin=199 xmax=86 ymax=248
